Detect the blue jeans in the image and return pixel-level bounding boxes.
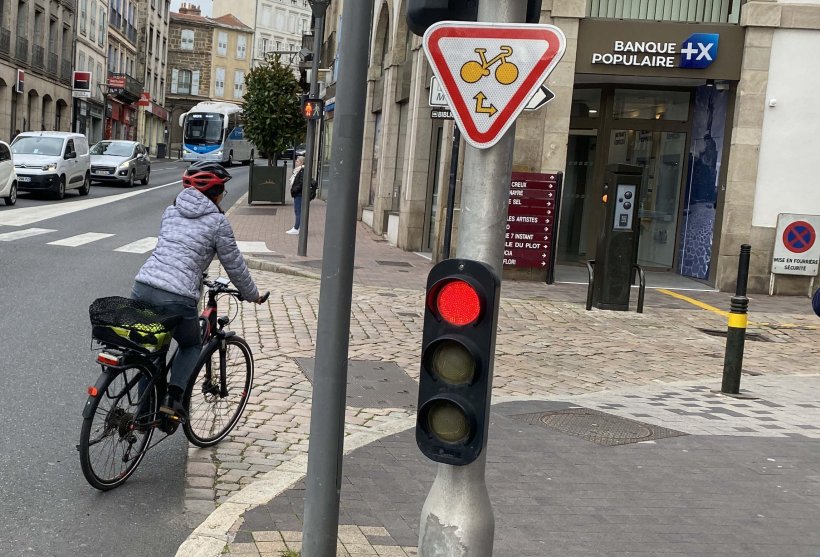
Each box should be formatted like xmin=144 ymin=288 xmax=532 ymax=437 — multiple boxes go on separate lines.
xmin=131 ymin=282 xmax=201 ymax=390
xmin=293 ymin=195 xmax=302 ymax=230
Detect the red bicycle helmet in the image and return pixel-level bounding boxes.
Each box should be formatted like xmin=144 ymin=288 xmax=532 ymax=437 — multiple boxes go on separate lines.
xmin=183 ymin=161 xmax=232 ymax=195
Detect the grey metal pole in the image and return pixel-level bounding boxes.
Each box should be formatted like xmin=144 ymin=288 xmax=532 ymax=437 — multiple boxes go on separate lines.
xmin=297 ymin=3 xmax=327 ymax=256
xmin=442 ymin=126 xmax=460 ymax=259
xmin=301 ymin=1 xmax=373 ymax=556
xmin=418 ymin=2 xmax=527 ymax=556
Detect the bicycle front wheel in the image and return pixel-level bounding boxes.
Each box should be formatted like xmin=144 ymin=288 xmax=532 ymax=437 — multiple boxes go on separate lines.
xmin=79 ymin=367 xmax=157 ymax=491
xmin=183 ymin=336 xmax=254 ymax=447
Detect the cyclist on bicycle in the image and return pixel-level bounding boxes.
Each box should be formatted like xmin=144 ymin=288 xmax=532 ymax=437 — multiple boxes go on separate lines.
xmin=131 ymin=161 xmax=265 ymax=421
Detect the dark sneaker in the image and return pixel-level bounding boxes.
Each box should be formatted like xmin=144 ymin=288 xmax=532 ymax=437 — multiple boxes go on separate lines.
xmin=159 ymin=391 xmax=188 ymax=424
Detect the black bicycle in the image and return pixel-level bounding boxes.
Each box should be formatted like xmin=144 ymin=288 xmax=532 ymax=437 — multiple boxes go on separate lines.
xmin=78 ymin=276 xmax=269 ymax=491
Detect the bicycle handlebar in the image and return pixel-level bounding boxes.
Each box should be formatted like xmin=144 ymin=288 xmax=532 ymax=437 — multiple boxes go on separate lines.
xmin=203 ymin=276 xmax=270 ymax=304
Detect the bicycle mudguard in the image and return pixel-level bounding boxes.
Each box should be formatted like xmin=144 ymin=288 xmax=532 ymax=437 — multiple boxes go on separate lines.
xmin=82 ymin=372 xmax=112 ymax=419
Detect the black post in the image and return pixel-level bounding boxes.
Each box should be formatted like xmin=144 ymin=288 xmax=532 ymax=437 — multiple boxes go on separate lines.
xmin=442 ymin=126 xmax=460 ymax=259
xmin=721 ymin=244 xmax=751 ymax=394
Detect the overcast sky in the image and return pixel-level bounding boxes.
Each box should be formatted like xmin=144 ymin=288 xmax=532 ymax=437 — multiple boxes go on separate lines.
xmin=170 ymin=0 xmax=213 ymax=17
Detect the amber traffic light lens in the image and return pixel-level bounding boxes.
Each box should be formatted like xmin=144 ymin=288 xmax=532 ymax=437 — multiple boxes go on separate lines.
xmin=429 ymin=340 xmax=475 ymax=385
xmin=427 ymin=400 xmax=470 ymax=444
xmin=435 ymin=280 xmax=481 ymax=326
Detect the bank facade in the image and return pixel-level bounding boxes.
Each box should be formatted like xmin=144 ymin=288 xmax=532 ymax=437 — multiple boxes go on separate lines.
xmin=337 ymin=0 xmax=820 ymax=294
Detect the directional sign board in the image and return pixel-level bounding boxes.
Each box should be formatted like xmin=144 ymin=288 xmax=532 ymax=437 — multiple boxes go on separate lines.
xmin=772 ymin=213 xmax=820 ymax=276
xmin=424 ymin=22 xmax=566 ymax=149
xmin=524 ymin=85 xmax=554 ymax=111
xmin=504 ymin=172 xmax=563 ymax=282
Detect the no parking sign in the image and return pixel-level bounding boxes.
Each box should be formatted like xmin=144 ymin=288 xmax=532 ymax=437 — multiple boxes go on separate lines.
xmin=772 ymin=214 xmax=820 ymax=276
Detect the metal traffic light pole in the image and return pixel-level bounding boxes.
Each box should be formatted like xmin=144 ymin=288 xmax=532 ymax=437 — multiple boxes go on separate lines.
xmin=297 ymin=0 xmax=328 ymax=257
xmin=417 ymin=1 xmax=528 ymax=556
xmin=301 ymin=1 xmax=373 ymax=555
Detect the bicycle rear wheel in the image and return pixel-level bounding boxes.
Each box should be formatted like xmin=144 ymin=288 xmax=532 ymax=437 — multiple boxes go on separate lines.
xmin=183 ymin=335 xmax=254 ymax=447
xmin=79 ymin=367 xmax=158 ymax=491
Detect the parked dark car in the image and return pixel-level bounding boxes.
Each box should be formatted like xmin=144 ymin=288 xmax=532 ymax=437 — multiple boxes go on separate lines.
xmin=280 ymin=143 xmax=306 ymax=160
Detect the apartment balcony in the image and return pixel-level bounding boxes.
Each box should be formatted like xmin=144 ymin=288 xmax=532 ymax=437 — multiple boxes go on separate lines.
xmin=0 ymin=28 xmax=10 ymax=58
xmin=587 ymin=0 xmax=742 ymax=23
xmin=108 ymin=72 xmax=142 ymax=103
xmin=60 ymin=60 xmax=72 ymax=84
xmin=32 ymin=45 xmax=45 ymax=69
xmin=15 ymin=36 xmax=28 ymax=64
xmin=48 ymin=52 xmax=58 ymax=76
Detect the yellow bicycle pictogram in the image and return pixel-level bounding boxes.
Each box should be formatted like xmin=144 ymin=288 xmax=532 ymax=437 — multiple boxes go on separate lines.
xmin=460 ymin=46 xmax=519 ymax=85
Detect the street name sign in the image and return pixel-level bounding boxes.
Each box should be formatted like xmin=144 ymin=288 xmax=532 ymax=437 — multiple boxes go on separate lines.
xmin=423 ymin=22 xmax=566 ymax=149
xmin=772 ymin=213 xmax=820 ymax=276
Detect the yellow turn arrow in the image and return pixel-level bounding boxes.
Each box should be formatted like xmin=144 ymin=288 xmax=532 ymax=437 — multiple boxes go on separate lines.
xmin=474 ymin=92 xmax=497 ymax=117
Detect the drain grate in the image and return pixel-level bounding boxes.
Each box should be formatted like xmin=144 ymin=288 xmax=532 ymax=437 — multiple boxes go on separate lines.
xmin=698 ymin=328 xmax=772 ymax=342
xmin=376 ymin=260 xmax=413 ymax=267
xmin=510 ymin=408 xmax=687 ymax=446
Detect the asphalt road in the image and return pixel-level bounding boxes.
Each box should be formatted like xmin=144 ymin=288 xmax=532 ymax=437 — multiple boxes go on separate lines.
xmin=0 ymin=160 xmax=251 ymax=557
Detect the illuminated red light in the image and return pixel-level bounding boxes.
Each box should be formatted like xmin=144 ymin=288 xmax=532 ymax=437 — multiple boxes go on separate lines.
xmin=97 ymin=353 xmax=120 ymax=366
xmin=435 ymin=280 xmax=481 ymax=326
xmin=87 ymin=386 xmax=99 ymax=396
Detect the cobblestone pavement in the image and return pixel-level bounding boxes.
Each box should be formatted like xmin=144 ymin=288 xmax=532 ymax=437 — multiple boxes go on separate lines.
xmin=173 ymin=195 xmax=820 ymax=555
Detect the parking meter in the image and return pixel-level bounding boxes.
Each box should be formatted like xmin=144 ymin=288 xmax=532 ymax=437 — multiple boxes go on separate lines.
xmin=591 ymin=164 xmax=643 ymax=311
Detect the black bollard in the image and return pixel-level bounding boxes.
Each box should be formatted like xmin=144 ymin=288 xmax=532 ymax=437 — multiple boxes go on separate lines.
xmin=721 ymin=244 xmax=751 ymax=394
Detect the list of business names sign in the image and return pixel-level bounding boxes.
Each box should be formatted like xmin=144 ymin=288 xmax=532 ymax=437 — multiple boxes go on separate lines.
xmin=503 ymin=172 xmax=562 ymax=281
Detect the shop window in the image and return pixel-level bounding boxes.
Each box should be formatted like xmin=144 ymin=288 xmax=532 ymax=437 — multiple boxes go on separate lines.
xmin=613 ymin=89 xmax=690 ymax=121
xmin=571 ymin=88 xmax=601 ymax=119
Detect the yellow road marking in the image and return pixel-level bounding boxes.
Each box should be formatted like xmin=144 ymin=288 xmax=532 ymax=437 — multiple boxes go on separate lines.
xmin=657 ymin=289 xmax=729 ymax=318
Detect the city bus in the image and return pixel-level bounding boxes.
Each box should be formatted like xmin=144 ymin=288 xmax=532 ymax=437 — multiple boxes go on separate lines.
xmin=179 ymin=101 xmax=255 ymax=165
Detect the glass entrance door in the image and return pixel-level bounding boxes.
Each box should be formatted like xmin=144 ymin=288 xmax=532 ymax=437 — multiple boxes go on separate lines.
xmin=607 ymin=129 xmax=687 ymax=269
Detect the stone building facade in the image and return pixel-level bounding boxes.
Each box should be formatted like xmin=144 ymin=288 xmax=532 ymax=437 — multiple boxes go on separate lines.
xmin=165 ymin=5 xmax=215 ymax=153
xmin=325 ymin=0 xmax=820 ymax=295
xmin=134 ymin=0 xmax=171 ymax=155
xmin=74 ymin=0 xmax=109 ymax=144
xmin=0 ymin=0 xmax=76 ymax=141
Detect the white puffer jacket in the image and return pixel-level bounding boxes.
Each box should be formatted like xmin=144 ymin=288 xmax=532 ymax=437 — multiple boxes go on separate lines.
xmin=135 ymin=188 xmax=259 ymax=302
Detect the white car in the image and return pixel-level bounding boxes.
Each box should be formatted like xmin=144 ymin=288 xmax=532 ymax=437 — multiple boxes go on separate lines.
xmin=11 ymin=132 xmax=91 ymax=200
xmin=0 ymin=141 xmax=17 ymax=205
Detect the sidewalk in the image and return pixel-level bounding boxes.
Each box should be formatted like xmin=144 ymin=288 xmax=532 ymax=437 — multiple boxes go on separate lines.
xmin=173 ymin=193 xmax=820 ymax=556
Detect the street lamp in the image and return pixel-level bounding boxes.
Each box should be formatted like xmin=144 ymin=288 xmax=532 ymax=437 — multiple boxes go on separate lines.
xmin=297 ymin=0 xmax=330 ymax=257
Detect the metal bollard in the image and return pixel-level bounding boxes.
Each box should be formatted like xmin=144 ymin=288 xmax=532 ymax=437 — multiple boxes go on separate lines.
xmin=721 ymin=244 xmax=751 ymax=394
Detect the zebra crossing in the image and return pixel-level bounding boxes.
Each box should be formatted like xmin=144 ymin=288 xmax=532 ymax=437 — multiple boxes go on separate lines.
xmin=0 ymin=226 xmax=273 ymax=255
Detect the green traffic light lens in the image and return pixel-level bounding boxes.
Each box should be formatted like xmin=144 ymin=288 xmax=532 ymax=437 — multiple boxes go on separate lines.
xmin=430 ymin=340 xmax=475 ymax=385
xmin=427 ymin=400 xmax=470 ymax=444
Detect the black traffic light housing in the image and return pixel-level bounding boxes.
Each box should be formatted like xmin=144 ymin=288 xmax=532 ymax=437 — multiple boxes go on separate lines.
xmin=416 ymin=258 xmax=501 ymax=466
xmin=407 ymin=0 xmax=543 ymax=36
xmin=300 ymin=96 xmax=323 ymax=120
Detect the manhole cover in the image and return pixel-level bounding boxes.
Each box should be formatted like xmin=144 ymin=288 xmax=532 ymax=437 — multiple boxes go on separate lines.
xmin=510 ymin=408 xmax=686 ymax=446
xmin=295 ymin=358 xmax=416 ymax=409
xmin=698 ymin=328 xmax=771 ymax=342
xmin=376 ymin=260 xmax=413 ymax=267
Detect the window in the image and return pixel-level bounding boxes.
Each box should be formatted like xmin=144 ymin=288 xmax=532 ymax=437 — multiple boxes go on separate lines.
xmin=79 ymin=0 xmax=87 ymax=34
xmin=288 ymin=14 xmax=296 ymax=33
xmin=98 ymin=7 xmax=105 ymax=45
xmin=233 ymin=70 xmax=244 ymax=99
xmin=275 ymin=10 xmax=285 ymax=30
xmin=217 ymin=31 xmax=227 ymax=56
xmin=65 ymin=140 xmax=75 ymax=157
xmin=148 ymin=25 xmax=154 ymax=53
xmin=79 ymin=51 xmax=86 ymax=72
xmin=180 ymin=29 xmax=194 ymax=50
xmin=215 ymin=67 xmax=225 ymax=97
xmin=89 ymin=4 xmax=96 ymax=42
xmin=0 ymin=144 xmax=10 ymax=162
xmin=171 ymin=68 xmax=199 ymax=95
xmin=177 ymin=69 xmax=191 ymax=94
xmin=236 ymin=36 xmax=246 ymax=60
xmin=261 ymin=4 xmax=271 ymax=26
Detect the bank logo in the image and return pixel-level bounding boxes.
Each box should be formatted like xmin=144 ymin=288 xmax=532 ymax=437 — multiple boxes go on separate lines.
xmin=679 ymin=33 xmax=719 ymax=69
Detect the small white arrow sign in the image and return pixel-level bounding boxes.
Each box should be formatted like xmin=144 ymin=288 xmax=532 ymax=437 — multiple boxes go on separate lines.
xmin=524 ymin=85 xmax=555 ymax=111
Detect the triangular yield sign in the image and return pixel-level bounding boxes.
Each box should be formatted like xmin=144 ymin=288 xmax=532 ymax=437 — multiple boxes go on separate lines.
xmin=424 ymin=22 xmax=566 ymax=149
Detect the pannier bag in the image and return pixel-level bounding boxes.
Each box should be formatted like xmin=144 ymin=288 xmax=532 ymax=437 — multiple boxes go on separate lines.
xmin=89 ymin=296 xmax=181 ymax=353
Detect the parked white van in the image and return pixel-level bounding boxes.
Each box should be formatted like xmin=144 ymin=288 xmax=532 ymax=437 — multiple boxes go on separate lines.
xmin=11 ymin=132 xmax=91 ymax=199
xmin=0 ymin=141 xmax=17 ymax=205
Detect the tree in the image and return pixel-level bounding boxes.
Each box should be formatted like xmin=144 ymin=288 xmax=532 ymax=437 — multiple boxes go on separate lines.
xmin=242 ymin=56 xmax=304 ymax=165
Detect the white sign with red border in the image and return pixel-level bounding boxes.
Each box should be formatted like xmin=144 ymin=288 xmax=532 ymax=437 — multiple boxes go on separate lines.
xmin=772 ymin=213 xmax=820 ymax=276
xmin=423 ymin=22 xmax=566 ymax=149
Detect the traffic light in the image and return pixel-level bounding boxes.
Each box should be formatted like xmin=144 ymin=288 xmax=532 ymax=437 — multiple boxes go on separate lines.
xmin=407 ymin=0 xmax=543 ymax=36
xmin=416 ymin=258 xmax=500 ymax=466
xmin=301 ymin=96 xmax=323 ymax=120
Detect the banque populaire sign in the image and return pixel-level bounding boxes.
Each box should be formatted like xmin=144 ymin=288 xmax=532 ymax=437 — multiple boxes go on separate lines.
xmin=576 ymin=20 xmax=744 ymax=80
